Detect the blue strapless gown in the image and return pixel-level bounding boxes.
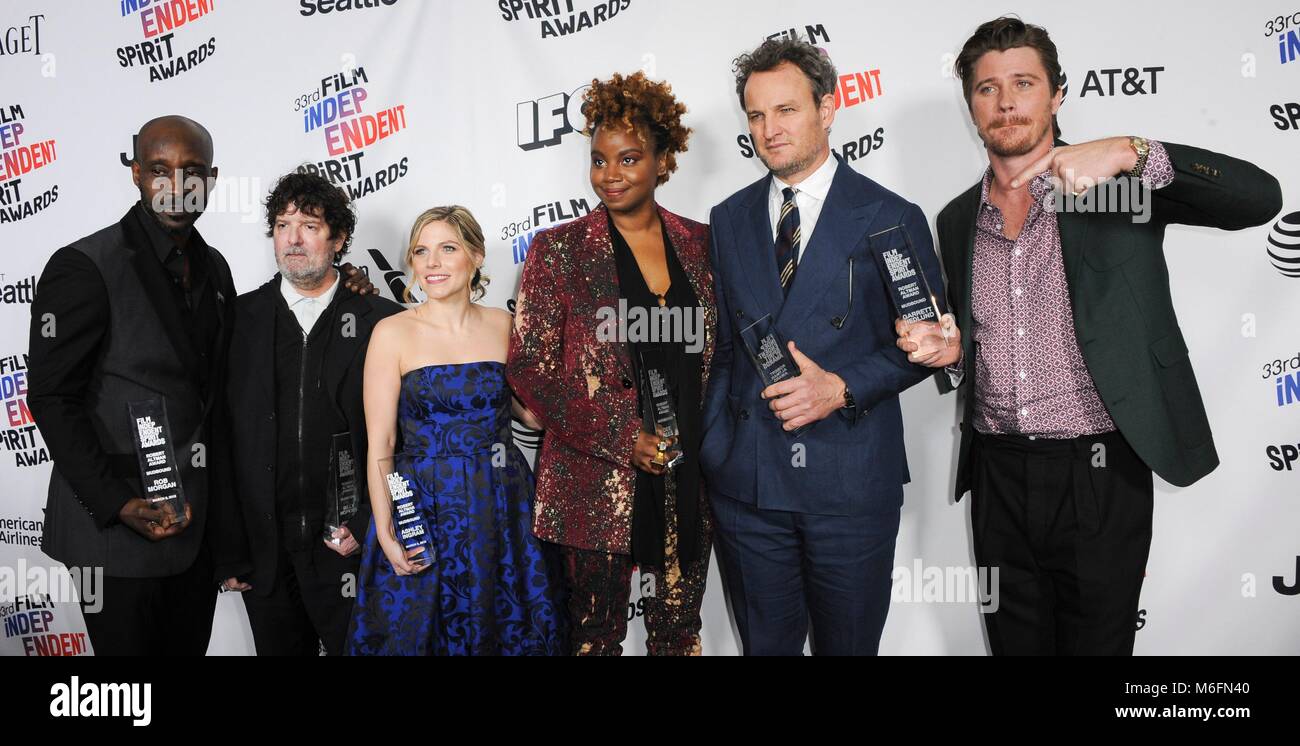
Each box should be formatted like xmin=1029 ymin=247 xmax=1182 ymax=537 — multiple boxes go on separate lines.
xmin=346 ymin=362 xmax=566 ymax=655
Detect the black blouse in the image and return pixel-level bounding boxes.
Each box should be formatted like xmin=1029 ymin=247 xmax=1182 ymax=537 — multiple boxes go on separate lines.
xmin=609 ymin=213 xmax=704 ymax=567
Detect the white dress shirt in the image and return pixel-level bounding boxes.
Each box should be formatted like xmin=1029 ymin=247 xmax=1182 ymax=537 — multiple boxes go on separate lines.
xmin=767 ymin=152 xmax=838 ymax=262
xmin=280 ymin=268 xmax=340 ymax=337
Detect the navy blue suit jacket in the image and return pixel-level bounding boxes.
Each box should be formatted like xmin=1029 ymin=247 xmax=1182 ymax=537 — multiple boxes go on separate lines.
xmin=700 ymin=157 xmax=945 ymax=516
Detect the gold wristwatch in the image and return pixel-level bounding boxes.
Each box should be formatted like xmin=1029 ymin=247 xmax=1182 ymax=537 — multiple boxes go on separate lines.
xmin=1127 ymin=136 xmax=1151 ymax=178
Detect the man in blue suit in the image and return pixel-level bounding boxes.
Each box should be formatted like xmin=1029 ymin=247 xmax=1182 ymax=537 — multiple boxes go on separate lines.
xmin=701 ymin=37 xmax=945 ymax=655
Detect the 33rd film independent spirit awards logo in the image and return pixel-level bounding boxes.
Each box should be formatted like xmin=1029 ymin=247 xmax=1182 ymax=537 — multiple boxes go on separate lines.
xmin=2 ymin=592 xmax=89 ymax=656
xmin=1266 ymin=8 xmax=1300 ymax=66
xmin=499 ymin=0 xmax=632 ymax=39
xmin=1 ymin=514 xmax=91 ymax=656
xmin=736 ymin=23 xmax=886 ymax=166
xmin=0 ymin=103 xmax=58 ymax=224
xmin=502 ymin=198 xmax=592 ymax=267
xmin=290 ymin=63 xmax=412 ymax=302
xmin=115 ymin=0 xmax=217 ymax=82
xmin=0 ymin=352 xmax=46 ymax=468
xmin=292 ymin=63 xmax=411 ymax=200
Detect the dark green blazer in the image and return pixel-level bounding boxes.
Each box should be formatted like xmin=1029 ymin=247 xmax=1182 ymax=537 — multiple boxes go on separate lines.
xmin=936 ymin=142 xmax=1282 ymax=499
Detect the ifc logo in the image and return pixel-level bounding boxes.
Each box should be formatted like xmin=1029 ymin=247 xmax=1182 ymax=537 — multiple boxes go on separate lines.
xmin=1267 ymin=210 xmax=1300 ymax=277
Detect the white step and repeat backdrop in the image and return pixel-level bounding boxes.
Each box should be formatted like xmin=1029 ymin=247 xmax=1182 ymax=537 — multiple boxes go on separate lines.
xmin=1 ymin=0 xmax=1297 ymax=655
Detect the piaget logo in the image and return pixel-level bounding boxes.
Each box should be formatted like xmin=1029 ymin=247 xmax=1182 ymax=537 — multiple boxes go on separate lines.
xmin=0 ymin=13 xmax=45 ymax=56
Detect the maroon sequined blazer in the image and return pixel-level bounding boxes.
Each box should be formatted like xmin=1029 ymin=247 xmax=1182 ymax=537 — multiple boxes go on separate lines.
xmin=507 ymin=204 xmax=716 ymax=554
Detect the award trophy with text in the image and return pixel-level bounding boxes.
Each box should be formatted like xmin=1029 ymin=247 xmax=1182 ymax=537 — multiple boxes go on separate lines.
xmin=127 ymin=398 xmax=188 ymax=527
xmin=638 ymin=347 xmax=684 ymax=471
xmin=738 ymin=313 xmax=807 ymax=436
xmin=324 ymin=432 xmax=359 ymax=544
xmin=868 ymin=224 xmax=945 ymax=324
xmin=378 ymin=456 xmax=433 ymax=568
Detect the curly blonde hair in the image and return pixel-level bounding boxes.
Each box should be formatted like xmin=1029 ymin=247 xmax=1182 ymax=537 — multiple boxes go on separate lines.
xmin=580 ymin=71 xmax=691 ymax=185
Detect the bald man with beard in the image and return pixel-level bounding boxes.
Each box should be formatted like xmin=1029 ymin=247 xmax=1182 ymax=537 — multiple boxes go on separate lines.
xmin=27 ymin=116 xmax=372 ymax=655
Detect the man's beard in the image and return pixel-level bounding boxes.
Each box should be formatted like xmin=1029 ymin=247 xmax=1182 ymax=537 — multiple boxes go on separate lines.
xmin=981 ymin=115 xmax=1051 ymax=158
xmin=278 ymin=250 xmax=333 ymax=288
xmin=760 ymin=141 xmax=819 ymax=181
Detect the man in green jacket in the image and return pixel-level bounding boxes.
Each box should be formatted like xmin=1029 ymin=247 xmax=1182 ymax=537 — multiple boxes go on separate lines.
xmin=899 ymin=17 xmax=1283 ymax=655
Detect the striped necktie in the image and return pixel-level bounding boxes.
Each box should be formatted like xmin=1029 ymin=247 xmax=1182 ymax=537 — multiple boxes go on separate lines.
xmin=775 ymin=186 xmax=800 ymax=294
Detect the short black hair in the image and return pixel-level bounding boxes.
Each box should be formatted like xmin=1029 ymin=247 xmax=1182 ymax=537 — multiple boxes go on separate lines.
xmin=134 ymin=115 xmax=213 ymax=164
xmin=264 ymin=171 xmax=356 ymax=260
xmin=733 ymin=36 xmax=837 ymax=111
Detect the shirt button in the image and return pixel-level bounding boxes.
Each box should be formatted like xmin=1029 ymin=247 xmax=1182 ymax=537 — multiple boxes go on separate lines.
xmin=1019 ymin=371 xmax=1027 ymax=380
xmin=1016 ymin=328 xmax=1025 ymax=337
xmin=1014 ymin=288 xmax=1022 ymax=297
xmin=1013 ymin=249 xmax=1022 ymax=257
xmin=1020 ymin=408 xmax=1028 ymax=416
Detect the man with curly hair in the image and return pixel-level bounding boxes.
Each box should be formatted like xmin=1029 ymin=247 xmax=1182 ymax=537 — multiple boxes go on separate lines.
xmin=218 ymin=171 xmax=400 ymax=656
xmin=701 ymin=39 xmax=946 ymax=655
xmin=29 ymin=116 xmax=376 ymax=655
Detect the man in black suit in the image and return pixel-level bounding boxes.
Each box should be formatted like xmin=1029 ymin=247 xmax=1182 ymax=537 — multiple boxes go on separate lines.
xmin=29 ymin=117 xmax=375 ymax=656
xmin=28 ymin=116 xmax=236 ymax=656
xmin=217 ymin=172 xmax=400 ymax=656
xmin=898 ymin=18 xmax=1282 ymax=655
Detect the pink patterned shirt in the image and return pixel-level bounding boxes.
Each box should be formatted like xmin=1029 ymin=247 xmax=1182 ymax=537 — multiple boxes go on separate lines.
xmin=969 ymin=141 xmax=1174 ymax=438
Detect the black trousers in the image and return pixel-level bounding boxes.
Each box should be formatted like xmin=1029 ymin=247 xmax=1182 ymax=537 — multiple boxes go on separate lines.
xmin=79 ymin=546 xmax=217 ymax=656
xmin=241 ymin=540 xmax=360 ymax=656
xmin=971 ymin=430 xmax=1153 ymax=656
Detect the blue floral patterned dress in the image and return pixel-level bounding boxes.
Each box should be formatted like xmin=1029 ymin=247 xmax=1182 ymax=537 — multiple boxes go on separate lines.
xmin=346 ymin=362 xmax=566 ymax=655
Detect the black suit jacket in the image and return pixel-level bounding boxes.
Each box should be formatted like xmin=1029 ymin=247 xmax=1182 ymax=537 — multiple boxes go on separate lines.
xmin=936 ymin=141 xmax=1283 ymax=499
xmin=218 ymin=274 xmax=401 ymax=591
xmin=29 ymin=207 xmax=237 ymax=578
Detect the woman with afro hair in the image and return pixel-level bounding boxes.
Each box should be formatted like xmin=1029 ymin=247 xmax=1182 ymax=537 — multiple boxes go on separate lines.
xmin=507 ymin=71 xmax=717 ymax=655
